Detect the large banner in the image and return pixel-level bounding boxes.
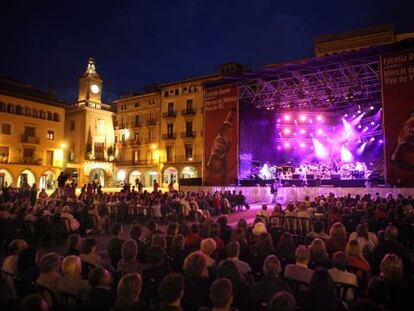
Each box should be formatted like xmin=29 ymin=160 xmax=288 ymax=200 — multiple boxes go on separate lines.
xmin=381 ymin=49 xmax=414 ymax=186
xmin=204 ymin=85 xmax=238 ymax=185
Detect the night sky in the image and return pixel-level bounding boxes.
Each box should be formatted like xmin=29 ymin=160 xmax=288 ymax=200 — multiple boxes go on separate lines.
xmin=1 ymin=0 xmax=413 ymax=103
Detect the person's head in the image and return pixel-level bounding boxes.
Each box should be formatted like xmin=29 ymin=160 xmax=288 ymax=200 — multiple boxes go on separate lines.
xmin=277 ymin=232 xmax=295 ymax=251
xmin=88 ymin=267 xmax=112 ymax=288
xmin=183 ymin=251 xmax=208 ymax=277
xmin=384 ymin=225 xmax=398 ymax=241
xmin=61 ymin=255 xmax=82 ymax=276
xmin=313 ymin=220 xmax=324 ymax=234
xmin=129 ymin=225 xmax=142 ymax=241
xmin=112 ymin=223 xmax=124 ymax=238
xmin=200 ymin=238 xmax=217 ymax=257
xmin=121 ymin=239 xmax=138 ymax=261
xmin=17 ymin=247 xmax=38 ymax=274
xmin=310 ymin=238 xmax=328 ymax=259
xmin=190 ymin=223 xmax=199 ymax=234
xmin=166 ymin=223 xmax=178 ymax=236
xmin=356 ymin=223 xmax=369 ymax=239
xmin=309 ymin=268 xmax=335 ymax=298
xmin=218 ymin=259 xmax=241 ymax=286
xmin=146 ymin=246 xmax=165 ymax=265
xmin=226 ymin=241 xmax=240 ymax=259
xmin=380 ymin=253 xmax=403 ymax=281
xmin=345 ymin=240 xmax=364 ymax=260
xmin=332 ymin=251 xmax=348 ymax=271
xmin=19 ymin=294 xmax=49 ymax=311
xmin=253 ymin=222 xmax=267 ymax=236
xmin=329 ymin=222 xmax=347 ymax=240
xmin=81 ymin=238 xmax=97 ymax=255
xmin=366 ymin=277 xmax=388 ymax=307
xmin=268 ymin=291 xmax=296 ymax=311
xmin=151 ymin=233 xmax=166 ymax=248
xmin=263 ymin=255 xmax=282 ymax=277
xmin=158 ymin=273 xmax=184 ymax=305
xmin=116 ymin=273 xmax=142 ymax=307
xmin=67 ymin=233 xmax=81 ymax=251
xmin=8 ymin=239 xmax=28 ymax=255
xmin=210 ymin=278 xmax=233 ymax=310
xmin=295 ymin=245 xmax=310 ymax=265
xmin=170 ymin=234 xmax=185 ymax=250
xmin=39 ymin=252 xmax=61 ymax=274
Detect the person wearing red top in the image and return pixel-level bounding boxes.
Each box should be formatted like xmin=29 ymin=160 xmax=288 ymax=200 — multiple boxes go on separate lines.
xmin=345 ymin=240 xmax=371 ymax=274
xmin=185 ymin=224 xmax=202 ymax=250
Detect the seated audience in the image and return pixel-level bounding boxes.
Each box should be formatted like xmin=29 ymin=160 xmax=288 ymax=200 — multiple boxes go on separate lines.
xmin=64 ymin=233 xmax=81 ymax=257
xmin=36 ymin=252 xmax=62 ymax=292
xmin=226 ymin=241 xmax=252 ymax=281
xmin=199 ymin=278 xmax=234 ymax=311
xmin=158 ymin=273 xmax=184 ymax=311
xmin=113 ymin=273 xmax=146 ymax=311
xmin=80 ymin=238 xmax=101 ymax=266
xmin=57 ymin=255 xmax=90 ymax=299
xmin=87 ymin=267 xmax=115 ymax=311
xmin=117 ymin=239 xmax=142 ymax=273
xmin=284 ymin=246 xmax=313 ymax=285
xmin=268 ymin=291 xmax=296 ymax=311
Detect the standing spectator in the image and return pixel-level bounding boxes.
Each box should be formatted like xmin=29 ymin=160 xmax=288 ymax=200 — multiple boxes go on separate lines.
xmin=130 ymin=224 xmax=148 ymax=263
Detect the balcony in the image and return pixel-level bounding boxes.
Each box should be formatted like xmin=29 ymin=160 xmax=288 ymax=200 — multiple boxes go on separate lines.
xmin=133 ymin=122 xmax=142 ymax=128
xmin=162 ymin=133 xmax=177 ymax=140
xmin=0 ymin=156 xmax=9 ymax=164
xmin=116 ymin=159 xmax=158 ymax=166
xmin=181 ymin=131 xmax=196 ymax=138
xmin=165 ymin=154 xmax=202 ymax=163
xmin=22 ymin=157 xmax=42 ymax=165
xmin=162 ymin=111 xmax=177 ymax=118
xmin=21 ymin=135 xmax=40 ymax=144
xmin=181 ymin=108 xmax=196 ymax=115
xmin=146 ymin=119 xmax=157 ymax=126
xmin=129 ymin=139 xmax=142 ymax=146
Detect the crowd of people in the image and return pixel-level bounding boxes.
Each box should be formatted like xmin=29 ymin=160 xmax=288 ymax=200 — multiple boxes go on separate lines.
xmin=0 ymin=181 xmax=413 ymax=311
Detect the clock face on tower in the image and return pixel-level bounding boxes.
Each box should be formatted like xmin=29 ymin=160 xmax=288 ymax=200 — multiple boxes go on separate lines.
xmin=90 ymin=84 xmax=100 ymax=94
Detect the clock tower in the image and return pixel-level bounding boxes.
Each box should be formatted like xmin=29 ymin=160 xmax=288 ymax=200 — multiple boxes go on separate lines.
xmin=77 ymin=57 xmax=103 ymax=108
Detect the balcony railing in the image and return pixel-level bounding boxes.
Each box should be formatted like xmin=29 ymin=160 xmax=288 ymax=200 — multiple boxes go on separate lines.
xmin=22 ymin=157 xmax=42 ymax=165
xmin=0 ymin=156 xmax=9 ymax=164
xmin=133 ymin=122 xmax=142 ymax=128
xmin=181 ymin=131 xmax=196 ymax=138
xmin=116 ymin=159 xmax=158 ymax=166
xmin=129 ymin=139 xmax=142 ymax=146
xmin=162 ymin=133 xmax=177 ymax=140
xmin=146 ymin=119 xmax=157 ymax=126
xmin=181 ymin=108 xmax=196 ymax=115
xmin=21 ymin=135 xmax=40 ymax=144
xmin=164 ymin=154 xmax=202 ymax=163
xmin=162 ymin=111 xmax=177 ymax=118
xmin=145 ymin=138 xmax=157 ymax=144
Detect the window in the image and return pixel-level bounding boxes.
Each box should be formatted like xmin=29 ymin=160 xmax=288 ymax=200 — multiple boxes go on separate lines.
xmin=46 ymin=150 xmax=54 ymax=166
xmin=133 ymin=150 xmax=140 ymax=164
xmin=47 ymin=130 xmax=55 ymax=140
xmin=23 ymin=148 xmax=34 ymax=158
xmin=94 ymin=142 xmax=105 ymax=160
xmin=186 ymin=122 xmax=193 ymax=136
xmin=134 ymin=133 xmax=139 ymax=141
xmin=167 ymin=124 xmax=173 ymax=137
xmin=185 ymin=144 xmax=193 ymax=160
xmin=175 ymin=89 xmax=179 ymax=95
xmin=148 ymin=129 xmax=153 ymax=142
xmin=1 ymin=123 xmax=11 ymax=135
xmin=121 ymin=133 xmax=126 ymax=143
xmin=135 ymin=115 xmax=140 ymax=127
xmin=47 ymin=112 xmax=52 ymax=120
xmin=164 ymin=91 xmax=168 ymax=97
xmin=134 ymin=102 xmax=140 ymax=108
xmin=70 ymin=120 xmax=75 ymax=130
xmin=53 ymin=113 xmax=59 ymax=122
xmin=0 ymin=146 xmax=9 ymax=162
xmin=69 ymin=143 xmax=75 ymax=161
xmin=166 ymin=145 xmax=173 ymax=162
xmin=186 ymin=99 xmax=193 ymax=110
xmin=24 ymin=126 xmax=36 ymax=137
xmin=168 ymin=102 xmax=174 ymax=113
xmin=115 ymin=136 xmax=118 ymax=143
xmin=33 ymin=109 xmax=39 ymax=118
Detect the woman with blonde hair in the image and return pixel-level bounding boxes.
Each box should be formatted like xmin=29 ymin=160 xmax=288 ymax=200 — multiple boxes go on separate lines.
xmin=325 ymin=222 xmax=348 ymax=255
xmin=345 ymin=239 xmax=371 ymax=273
xmin=114 ymin=273 xmax=146 ymax=311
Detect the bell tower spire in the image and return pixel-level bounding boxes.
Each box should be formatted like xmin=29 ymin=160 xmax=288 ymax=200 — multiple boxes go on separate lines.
xmin=77 ymin=57 xmax=103 ymax=108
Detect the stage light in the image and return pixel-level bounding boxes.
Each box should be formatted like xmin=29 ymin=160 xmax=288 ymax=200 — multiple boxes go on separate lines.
xmin=357 ymin=110 xmax=361 ymax=114
xmin=299 ymin=115 xmax=306 ymax=121
xmin=283 ymin=128 xmax=291 ymax=134
xmin=293 ymin=133 xmax=297 ymax=136
xmin=300 ymin=129 xmax=306 ymax=134
xmin=316 ymin=115 xmax=323 ymax=121
xmin=300 ymin=142 xmax=306 ymax=148
xmin=379 ymin=139 xmax=383 ymax=143
xmin=363 ymin=126 xmax=369 ymax=132
xmin=352 ymin=114 xmax=356 ymax=118
xmin=344 ymin=113 xmax=348 ymax=118
xmin=317 ymin=129 xmax=323 ymax=135
xmin=284 ymin=115 xmax=290 ymax=121
xmin=370 ymin=137 xmax=375 ymax=142
xmin=370 ymin=121 xmax=375 ymax=125
xmin=277 ymin=146 xmax=281 ymax=150
xmin=358 ymin=139 xmax=362 ymax=143
xmin=341 ymin=146 xmax=353 ymax=162
xmin=277 ymin=119 xmax=281 ymax=123
xmin=357 ymin=143 xmax=367 ymax=155
xmin=284 ymin=142 xmax=290 ymax=148
xmin=312 ymin=138 xmax=328 ymax=159
xmin=370 ymin=106 xmax=374 ymax=110
xmin=358 ymin=125 xmax=362 ymax=129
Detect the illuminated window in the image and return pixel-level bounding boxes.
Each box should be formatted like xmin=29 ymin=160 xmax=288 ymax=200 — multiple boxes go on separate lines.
xmin=47 ymin=130 xmax=55 ymax=140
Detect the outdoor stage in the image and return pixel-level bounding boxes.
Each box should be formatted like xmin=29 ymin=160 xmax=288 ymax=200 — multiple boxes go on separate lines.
xmin=180 ymin=185 xmax=414 ymax=204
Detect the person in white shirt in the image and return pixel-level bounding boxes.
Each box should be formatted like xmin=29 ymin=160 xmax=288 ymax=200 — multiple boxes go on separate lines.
xmin=329 ymin=251 xmax=357 ymax=301
xmin=225 ymin=241 xmax=252 ymax=281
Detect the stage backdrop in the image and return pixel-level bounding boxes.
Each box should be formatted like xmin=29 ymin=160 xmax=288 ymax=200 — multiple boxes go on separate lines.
xmin=203 ymin=84 xmax=238 ymax=185
xmin=381 ymin=48 xmax=414 ymax=186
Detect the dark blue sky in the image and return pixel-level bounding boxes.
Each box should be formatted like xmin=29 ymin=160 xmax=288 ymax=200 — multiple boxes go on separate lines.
xmin=1 ymin=0 xmax=413 ymax=103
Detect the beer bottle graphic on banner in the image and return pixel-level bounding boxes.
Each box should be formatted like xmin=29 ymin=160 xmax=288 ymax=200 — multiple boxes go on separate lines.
xmin=206 ymin=107 xmax=236 ymax=184
xmin=391 ymin=111 xmax=414 ymax=169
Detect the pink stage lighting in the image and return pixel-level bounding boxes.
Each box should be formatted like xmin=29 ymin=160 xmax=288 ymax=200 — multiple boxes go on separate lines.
xmin=312 ymin=138 xmax=328 ymax=159
xmin=316 ymin=115 xmax=323 ymax=121
xmin=370 ymin=137 xmax=375 ymax=142
xmin=284 ymin=142 xmax=290 ymax=148
xmin=299 ymin=115 xmax=307 ymax=121
xmin=370 ymin=106 xmax=375 ymax=110
xmin=370 ymin=121 xmax=375 ymax=125
xmin=379 ymin=139 xmax=383 ymax=143
xmin=356 ymin=143 xmax=367 ymax=155
xmin=284 ymin=115 xmax=291 ymax=121
xmin=283 ymin=128 xmax=291 ymax=134
xmin=341 ymin=146 xmax=353 ymax=162
xmin=277 ymin=146 xmax=281 ymax=150
xmin=316 ymin=129 xmax=323 ymax=135
xmin=300 ymin=142 xmax=306 ymax=148
xmin=300 ymin=129 xmax=306 ymax=134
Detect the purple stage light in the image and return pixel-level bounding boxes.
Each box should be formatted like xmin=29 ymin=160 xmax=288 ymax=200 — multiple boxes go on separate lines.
xmin=283 ymin=128 xmax=291 ymax=134
xmin=317 ymin=129 xmax=323 ymax=135
xmin=344 ymin=113 xmax=348 ymax=117
xmin=300 ymin=142 xmax=306 ymax=148
xmin=358 ymin=125 xmax=362 ymax=129
xmin=370 ymin=106 xmax=374 ymax=110
xmin=300 ymin=129 xmax=306 ymax=134
xmin=370 ymin=137 xmax=375 ymax=142
xmin=356 ymin=143 xmax=367 ymax=155
xmin=277 ymin=146 xmax=281 ymax=150
xmin=370 ymin=121 xmax=375 ymax=125
xmin=363 ymin=126 xmax=369 ymax=132
xmin=284 ymin=142 xmax=290 ymax=148
xmin=277 ymin=119 xmax=281 ymax=123
xmin=352 ymin=114 xmax=356 ymax=118
xmin=316 ymin=115 xmax=323 ymax=121
xmin=357 ymin=110 xmax=361 ymax=114
xmin=309 ymin=119 xmax=313 ymax=124
xmin=341 ymin=146 xmax=353 ymax=162
xmin=284 ymin=115 xmax=290 ymax=121
xmin=293 ymin=133 xmax=297 ymax=136
xmin=299 ymin=115 xmax=307 ymax=121
xmin=379 ymin=139 xmax=383 ymax=144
